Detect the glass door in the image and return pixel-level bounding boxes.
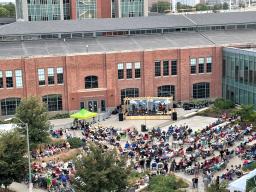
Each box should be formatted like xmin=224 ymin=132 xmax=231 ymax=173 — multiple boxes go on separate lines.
xmin=88 ymin=100 xmax=98 ymax=112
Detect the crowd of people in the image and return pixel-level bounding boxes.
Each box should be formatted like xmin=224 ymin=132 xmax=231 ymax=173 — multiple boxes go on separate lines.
xmin=31 ymin=160 xmax=74 ymax=192
xmin=27 ymin=111 xmax=256 ymax=191
xmin=31 ymin=142 xmax=71 ymax=160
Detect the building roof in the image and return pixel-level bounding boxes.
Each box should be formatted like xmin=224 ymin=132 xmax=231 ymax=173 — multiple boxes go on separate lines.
xmin=186 ymin=11 xmax=256 ymax=26
xmin=0 ymin=15 xmax=192 ymax=35
xmin=1 ymin=11 xmax=256 ymax=35
xmin=1 ymin=29 xmax=256 ymax=59
xmin=0 ymin=17 xmax=16 ymax=25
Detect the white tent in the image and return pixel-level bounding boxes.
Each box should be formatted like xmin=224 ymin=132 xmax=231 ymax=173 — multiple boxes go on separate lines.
xmin=228 ymin=169 xmax=256 ymax=192
xmin=0 ymin=124 xmax=17 ymax=132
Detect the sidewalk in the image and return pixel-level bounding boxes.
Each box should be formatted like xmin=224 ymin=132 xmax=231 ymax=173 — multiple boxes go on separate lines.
xmin=9 ymin=182 xmax=46 ymax=192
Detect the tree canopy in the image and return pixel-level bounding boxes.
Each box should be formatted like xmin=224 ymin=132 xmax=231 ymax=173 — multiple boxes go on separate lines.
xmin=15 ymin=96 xmax=50 ymax=148
xmin=233 ymin=105 xmax=256 ymax=122
xmin=195 ymin=3 xmax=209 ymax=11
xmin=0 ymin=130 xmax=27 ymax=188
xmin=0 ymin=3 xmax=15 ymax=17
xmin=73 ymin=144 xmax=130 ymax=192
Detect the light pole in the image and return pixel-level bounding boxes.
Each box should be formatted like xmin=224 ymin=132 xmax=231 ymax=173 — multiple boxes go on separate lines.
xmin=5 ymin=117 xmax=32 ymax=192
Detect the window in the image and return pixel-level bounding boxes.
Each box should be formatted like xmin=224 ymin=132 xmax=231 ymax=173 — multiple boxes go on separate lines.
xmin=101 ymin=100 xmax=106 ymax=112
xmin=126 ymin=63 xmax=132 ymax=79
xmin=193 ymin=82 xmax=210 ymax=99
xmin=171 ymin=60 xmax=177 ymax=75
xmin=155 ymin=61 xmax=161 ymax=76
xmin=118 ymin=63 xmax=124 ymax=79
xmin=121 ymin=88 xmax=139 ymax=104
xmin=135 ymin=62 xmax=141 ymax=78
xmin=1 ymin=98 xmax=21 ymax=116
xmin=190 ymin=58 xmax=196 ymax=74
xmin=57 ymin=67 xmax=64 ymax=84
xmin=6 ymin=71 xmax=13 ymax=88
xmin=249 ymin=70 xmax=253 ymax=84
xmin=198 ymin=58 xmax=205 ymax=73
xmin=85 ymin=76 xmax=98 ymax=89
xmin=48 ymin=68 xmax=55 ymax=85
xmin=42 ymin=94 xmax=62 ymax=111
xmin=206 ymin=57 xmax=212 ymax=73
xmin=158 ymin=85 xmax=175 ymax=100
xmin=15 ymin=70 xmax=23 ymax=88
xmin=0 ymin=71 xmax=3 ymax=88
xmin=235 ymin=66 xmax=239 ymax=82
xmin=163 ymin=60 xmax=169 ymax=76
xmin=38 ymin=69 xmax=45 ymax=85
xmin=244 ymin=65 xmax=249 ymax=84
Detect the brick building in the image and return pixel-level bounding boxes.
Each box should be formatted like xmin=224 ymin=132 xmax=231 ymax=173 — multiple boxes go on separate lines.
xmin=0 ymin=12 xmax=256 ymax=116
xmin=16 ymin=0 xmax=148 ymax=21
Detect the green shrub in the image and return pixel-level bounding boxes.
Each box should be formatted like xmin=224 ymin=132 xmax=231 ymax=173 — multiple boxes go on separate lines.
xmin=67 ymin=137 xmax=83 ymax=148
xmin=148 ymin=175 xmax=188 ymax=192
xmin=214 ymin=98 xmax=235 ymax=110
xmin=246 ymin=175 xmax=256 ymax=192
xmin=207 ymin=181 xmax=228 ymax=192
xmin=243 ymin=161 xmax=256 ymax=172
xmin=49 ymin=113 xmax=70 ymax=120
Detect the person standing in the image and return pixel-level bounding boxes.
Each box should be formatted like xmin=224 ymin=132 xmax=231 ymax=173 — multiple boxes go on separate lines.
xmin=203 ymin=173 xmax=209 ymax=190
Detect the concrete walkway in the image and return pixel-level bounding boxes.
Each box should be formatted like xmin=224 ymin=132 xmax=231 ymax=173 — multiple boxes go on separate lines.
xmin=8 ymin=182 xmax=46 ymax=192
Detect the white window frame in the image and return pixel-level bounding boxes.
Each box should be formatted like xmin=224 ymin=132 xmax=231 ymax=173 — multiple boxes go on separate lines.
xmin=190 ymin=58 xmax=197 ymax=65
xmin=15 ymin=70 xmax=23 ymax=88
xmin=118 ymin=63 xmax=124 ymax=69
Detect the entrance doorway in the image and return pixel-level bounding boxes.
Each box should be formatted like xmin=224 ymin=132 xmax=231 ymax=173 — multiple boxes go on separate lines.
xmin=88 ymin=100 xmax=98 ymax=112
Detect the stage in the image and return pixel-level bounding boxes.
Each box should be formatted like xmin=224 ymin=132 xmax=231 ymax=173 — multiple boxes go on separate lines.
xmin=122 ymin=96 xmax=175 ymax=121
xmin=125 ymin=115 xmax=172 ymax=120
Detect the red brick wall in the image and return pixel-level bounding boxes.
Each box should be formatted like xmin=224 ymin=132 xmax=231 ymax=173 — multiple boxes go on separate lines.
xmin=70 ymin=0 xmax=77 ymax=20
xmin=0 ymin=46 xmax=223 ymax=114
xmin=97 ymin=0 xmax=112 ymax=18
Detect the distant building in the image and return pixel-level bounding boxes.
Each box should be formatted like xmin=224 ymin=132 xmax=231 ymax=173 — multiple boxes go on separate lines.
xmin=176 ymin=0 xmax=200 ymax=6
xmin=15 ymin=0 xmax=148 ymax=21
xmin=1 ymin=12 xmax=256 ymax=116
xmin=112 ymin=0 xmax=148 ymax=18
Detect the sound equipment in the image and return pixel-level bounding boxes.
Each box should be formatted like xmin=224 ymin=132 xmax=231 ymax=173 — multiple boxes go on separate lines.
xmin=118 ymin=113 xmax=124 ymax=121
xmin=172 ymin=112 xmax=177 ymax=121
xmin=141 ymin=124 xmax=147 ymax=132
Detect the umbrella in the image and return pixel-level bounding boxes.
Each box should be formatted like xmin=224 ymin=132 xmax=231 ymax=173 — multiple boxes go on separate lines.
xmin=70 ymin=109 xmax=97 ymax=120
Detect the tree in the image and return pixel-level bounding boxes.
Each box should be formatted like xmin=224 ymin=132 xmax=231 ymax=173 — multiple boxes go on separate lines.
xmin=177 ymin=2 xmax=193 ymax=12
xmin=73 ymin=144 xmax=130 ymax=192
xmin=0 ymin=131 xmax=27 ymax=189
xmin=223 ymin=2 xmax=229 ymax=10
xmin=234 ymin=105 xmax=255 ymax=122
xmin=195 ymin=3 xmax=209 ymax=11
xmin=214 ymin=98 xmax=234 ymax=110
xmin=151 ymin=1 xmax=171 ymax=13
xmin=15 ymin=97 xmax=50 ymax=148
xmin=2 ymin=3 xmax=15 ymax=17
xmin=0 ymin=7 xmax=10 ymax=17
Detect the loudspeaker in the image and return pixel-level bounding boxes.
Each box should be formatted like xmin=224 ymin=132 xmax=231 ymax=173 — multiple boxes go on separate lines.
xmin=141 ymin=124 xmax=147 ymax=132
xmin=173 ymin=103 xmax=177 ymax=108
xmin=118 ymin=113 xmax=124 ymax=121
xmin=172 ymin=112 xmax=177 ymax=121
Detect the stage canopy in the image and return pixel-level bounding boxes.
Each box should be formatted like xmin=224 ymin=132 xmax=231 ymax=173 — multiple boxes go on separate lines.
xmin=228 ymin=169 xmax=256 ymax=192
xmin=70 ymin=109 xmax=97 ymax=120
